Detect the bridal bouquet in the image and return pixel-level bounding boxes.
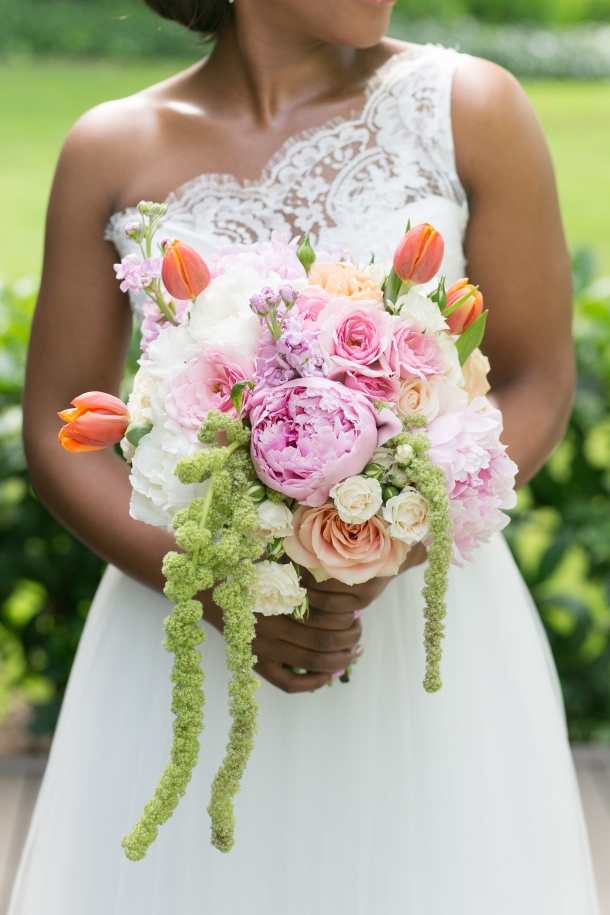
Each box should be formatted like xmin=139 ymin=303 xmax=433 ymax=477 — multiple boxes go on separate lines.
xmin=58 ymin=202 xmax=517 ymax=858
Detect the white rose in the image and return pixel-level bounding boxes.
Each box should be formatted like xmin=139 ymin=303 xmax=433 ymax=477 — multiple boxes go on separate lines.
xmin=397 ymin=375 xmax=468 ymax=423
xmin=396 ymin=290 xmax=448 ymax=334
xmin=255 ymin=501 xmax=294 ymax=543
xmin=389 ymin=466 xmax=411 ymax=488
xmin=382 ymin=487 xmax=430 ymax=545
xmin=436 ymin=331 xmax=465 ymax=387
xmin=252 ymin=561 xmax=307 ymax=616
xmin=462 ymin=348 xmax=491 ymax=400
xmin=189 ymin=264 xmax=264 ymax=355
xmin=395 ymin=444 xmax=414 ymax=465
xmin=370 ymin=447 xmax=395 ymax=472
xmin=330 ymin=475 xmax=383 ymax=524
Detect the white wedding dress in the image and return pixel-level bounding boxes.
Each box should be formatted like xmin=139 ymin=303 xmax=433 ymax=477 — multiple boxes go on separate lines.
xmin=8 ymin=44 xmax=600 ymax=914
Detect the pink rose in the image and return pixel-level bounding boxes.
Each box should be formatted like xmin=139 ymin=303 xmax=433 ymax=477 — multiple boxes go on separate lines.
xmin=295 ymin=285 xmax=330 ymax=325
xmin=166 ymin=346 xmax=254 ymax=441
xmin=390 ymin=321 xmax=445 ymax=380
xmin=249 ymin=377 xmax=401 ymax=507
xmin=318 ymin=299 xmax=396 ymax=378
xmin=284 ymin=503 xmax=409 ymax=585
xmin=344 ymin=372 xmax=400 ymax=404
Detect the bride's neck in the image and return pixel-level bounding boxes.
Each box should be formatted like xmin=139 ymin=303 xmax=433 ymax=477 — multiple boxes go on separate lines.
xmin=201 ymin=18 xmax=369 ymax=126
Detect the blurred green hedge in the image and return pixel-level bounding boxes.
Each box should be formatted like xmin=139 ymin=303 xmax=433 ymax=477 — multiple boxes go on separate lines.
xmin=1 ymin=258 xmax=610 ymax=740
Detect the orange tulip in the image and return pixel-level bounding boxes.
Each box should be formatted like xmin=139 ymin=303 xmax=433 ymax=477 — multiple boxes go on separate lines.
xmin=161 ymin=240 xmax=211 ymax=301
xmin=393 ymin=223 xmax=445 ymax=286
xmin=444 ymin=279 xmax=484 ymax=335
xmin=58 ymin=391 xmax=130 ymax=453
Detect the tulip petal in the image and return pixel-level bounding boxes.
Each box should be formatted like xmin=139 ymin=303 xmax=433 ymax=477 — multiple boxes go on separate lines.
xmin=71 ymin=391 xmax=129 ymax=416
xmin=58 ymin=426 xmax=106 ymax=453
xmin=68 ymin=411 xmax=130 ymax=446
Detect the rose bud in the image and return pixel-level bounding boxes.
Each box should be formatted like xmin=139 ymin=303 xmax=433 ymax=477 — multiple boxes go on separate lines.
xmin=58 ymin=391 xmax=130 ymax=453
xmin=161 ymin=240 xmax=211 ymax=301
xmin=393 ymin=223 xmax=445 ymax=287
xmin=444 ymin=279 xmax=484 ymax=334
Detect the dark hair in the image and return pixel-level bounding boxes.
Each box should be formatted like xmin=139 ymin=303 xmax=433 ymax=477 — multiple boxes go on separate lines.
xmin=143 ymin=0 xmax=233 ymax=39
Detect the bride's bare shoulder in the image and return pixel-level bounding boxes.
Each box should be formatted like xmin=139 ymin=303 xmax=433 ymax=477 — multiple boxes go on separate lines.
xmin=53 ymin=60 xmax=207 ymax=211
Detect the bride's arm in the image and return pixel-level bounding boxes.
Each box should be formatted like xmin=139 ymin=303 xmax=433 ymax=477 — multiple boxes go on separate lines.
xmin=23 ymin=109 xmax=362 ymax=695
xmin=453 ymin=57 xmax=575 ymax=486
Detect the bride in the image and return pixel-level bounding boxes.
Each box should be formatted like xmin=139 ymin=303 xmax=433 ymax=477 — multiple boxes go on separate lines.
xmin=10 ymin=0 xmax=600 ymax=912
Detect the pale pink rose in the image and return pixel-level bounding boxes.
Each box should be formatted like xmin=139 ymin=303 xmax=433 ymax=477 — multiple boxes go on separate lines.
xmin=426 ymin=398 xmax=517 ymax=562
xmin=396 ymin=376 xmax=467 ymax=422
xmin=318 ymin=299 xmax=396 ymax=378
xmin=248 ymin=377 xmax=401 ymax=507
xmin=462 ymin=348 xmax=491 ymax=400
xmin=294 ymin=285 xmax=330 ymax=325
xmin=390 ymin=321 xmax=445 ymax=380
xmin=344 ymin=372 xmax=400 ymax=404
xmin=309 ymin=263 xmax=384 ymax=303
xmin=166 ymin=346 xmax=254 ymax=441
xmin=284 ymin=503 xmax=409 ymax=585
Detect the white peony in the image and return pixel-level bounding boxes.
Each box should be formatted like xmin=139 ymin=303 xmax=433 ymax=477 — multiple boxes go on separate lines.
xmin=189 ymin=264 xmax=264 ymax=355
xmin=436 ymin=331 xmax=465 ymax=387
xmin=252 ymin=561 xmax=307 ymax=616
xmin=397 ymin=375 xmax=468 ymax=423
xmin=255 ymin=501 xmax=294 ymax=543
xmin=129 ymin=426 xmax=209 ymax=530
xmin=396 ymin=289 xmax=448 ymax=334
xmin=382 ymin=488 xmax=430 ymax=545
xmin=330 ymin=475 xmax=383 ymax=524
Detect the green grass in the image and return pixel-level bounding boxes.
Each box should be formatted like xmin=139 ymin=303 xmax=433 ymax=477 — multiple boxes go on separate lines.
xmin=1 ymin=59 xmax=610 ymax=281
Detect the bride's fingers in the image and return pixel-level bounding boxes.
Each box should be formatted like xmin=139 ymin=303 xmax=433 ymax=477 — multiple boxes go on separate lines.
xmin=273 ymin=618 xmax=362 ymax=653
xmin=255 ymin=661 xmax=330 ymax=694
xmin=258 ymin=638 xmax=358 ymax=674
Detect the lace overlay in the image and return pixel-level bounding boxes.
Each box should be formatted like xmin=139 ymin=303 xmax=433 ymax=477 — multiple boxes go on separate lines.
xmin=106 ymin=44 xmax=470 ymax=322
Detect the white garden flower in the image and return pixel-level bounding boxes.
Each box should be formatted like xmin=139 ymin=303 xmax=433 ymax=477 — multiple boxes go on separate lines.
xmin=252 ymin=561 xmax=307 ymax=616
xmin=129 ymin=427 xmax=208 ymax=530
xmin=396 ymin=289 xmax=448 ymax=334
xmin=395 ymin=444 xmax=414 ymax=465
xmin=436 ymin=331 xmax=465 ymax=387
xmin=121 ymin=365 xmax=154 ymax=463
xmin=359 ymin=259 xmax=392 ymax=290
xmin=396 ymin=375 xmax=468 ymax=424
xmin=370 ymin=447 xmax=395 ymax=472
xmin=255 ymin=501 xmax=294 ymax=543
xmin=330 ymin=475 xmax=383 ymax=524
xmin=189 ymin=264 xmax=264 ymax=355
xmin=462 ymin=348 xmax=491 ymax=400
xmin=370 ymin=448 xmax=410 ymax=488
xmin=382 ymin=488 xmax=430 ymax=545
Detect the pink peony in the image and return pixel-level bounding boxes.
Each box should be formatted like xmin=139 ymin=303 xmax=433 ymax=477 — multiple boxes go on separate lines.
xmin=166 ymin=346 xmax=254 ymax=441
xmin=294 ymin=285 xmax=330 ymax=325
xmin=426 ymin=398 xmax=518 ymax=562
xmin=208 ymin=231 xmax=306 ymax=282
xmin=284 ymin=503 xmax=409 ymax=585
xmin=249 ymin=377 xmax=401 ymax=507
xmin=390 ymin=321 xmax=445 ymax=380
xmin=344 ymin=372 xmax=400 ymax=404
xmin=318 ymin=299 xmax=396 ymax=378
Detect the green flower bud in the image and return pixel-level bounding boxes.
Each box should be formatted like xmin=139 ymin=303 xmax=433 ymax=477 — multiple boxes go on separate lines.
xmin=363 ymin=462 xmax=385 ymax=481
xmin=246 ymin=481 xmax=266 ymax=504
xmin=382 ymin=485 xmax=400 ymax=502
xmin=296 ymin=233 xmax=316 ymax=274
xmin=125 ymin=422 xmax=153 ymax=448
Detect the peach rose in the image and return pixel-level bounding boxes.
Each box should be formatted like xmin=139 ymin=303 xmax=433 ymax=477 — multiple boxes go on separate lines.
xmin=309 ymin=263 xmax=383 ymax=304
xmin=284 ymin=502 xmax=409 ymax=585
xmin=462 ymin=348 xmax=491 ymax=400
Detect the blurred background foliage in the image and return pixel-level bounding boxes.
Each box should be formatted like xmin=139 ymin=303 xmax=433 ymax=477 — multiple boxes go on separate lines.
xmin=1 ymin=0 xmax=610 ymax=740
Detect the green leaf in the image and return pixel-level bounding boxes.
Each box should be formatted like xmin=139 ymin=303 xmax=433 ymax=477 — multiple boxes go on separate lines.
xmin=456 ymin=311 xmax=488 ymax=366
xmin=384 ymin=267 xmax=401 ymax=305
xmin=442 ymin=286 xmax=480 ymax=320
xmin=428 ymin=277 xmax=447 ymax=311
xmin=125 ymin=422 xmax=153 ymax=447
xmin=231 ymin=381 xmax=255 ymax=416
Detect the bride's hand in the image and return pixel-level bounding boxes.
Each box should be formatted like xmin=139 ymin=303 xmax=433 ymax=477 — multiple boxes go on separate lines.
xmin=250 ymin=542 xmax=428 ymax=694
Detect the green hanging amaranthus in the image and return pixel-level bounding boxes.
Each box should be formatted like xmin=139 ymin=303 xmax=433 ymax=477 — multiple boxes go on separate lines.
xmin=385 ymin=415 xmax=454 ymax=693
xmin=122 ymin=406 xmax=265 ymax=860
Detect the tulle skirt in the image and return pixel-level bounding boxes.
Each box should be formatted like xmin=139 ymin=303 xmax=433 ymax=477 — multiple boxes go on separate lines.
xmin=7 ymin=534 xmax=599 ymax=914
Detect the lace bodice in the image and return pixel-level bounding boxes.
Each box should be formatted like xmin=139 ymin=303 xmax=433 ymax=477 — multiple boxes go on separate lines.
xmin=106 ymin=44 xmax=469 ymax=323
